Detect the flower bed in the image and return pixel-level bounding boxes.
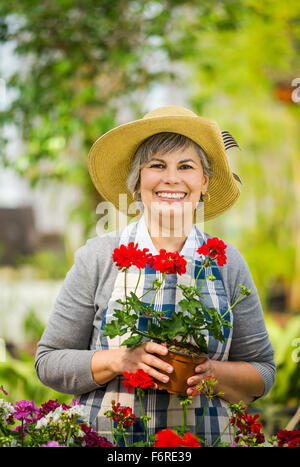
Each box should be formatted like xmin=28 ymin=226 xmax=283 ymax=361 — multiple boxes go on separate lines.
xmin=1 ymin=379 xmax=299 ymax=448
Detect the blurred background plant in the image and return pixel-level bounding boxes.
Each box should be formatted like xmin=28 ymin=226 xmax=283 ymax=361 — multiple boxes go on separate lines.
xmin=0 ymin=0 xmax=299 ymax=436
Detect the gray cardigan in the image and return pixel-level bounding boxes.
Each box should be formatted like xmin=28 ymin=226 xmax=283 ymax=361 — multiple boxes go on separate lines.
xmin=35 ymin=229 xmax=276 ymax=397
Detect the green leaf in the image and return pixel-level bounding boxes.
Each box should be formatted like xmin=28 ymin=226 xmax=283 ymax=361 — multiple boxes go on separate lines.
xmin=161 ymin=313 xmax=186 ymax=340
xmin=103 ymin=321 xmax=127 ymax=339
xmin=147 ymin=320 xmax=162 ymax=339
xmin=121 ymin=334 xmax=143 ymax=348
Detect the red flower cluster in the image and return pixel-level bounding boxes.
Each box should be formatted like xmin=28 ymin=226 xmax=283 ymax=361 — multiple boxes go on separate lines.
xmin=276 ymin=429 xmax=300 ymax=447
xmin=230 ymin=410 xmax=265 ymax=444
xmin=112 ymin=242 xmax=151 ymax=269
xmin=197 ymin=237 xmax=227 ymax=266
xmin=110 ymin=400 xmax=137 ymax=428
xmin=122 ymin=369 xmax=155 ymax=393
xmin=154 ymin=428 xmax=201 ymax=447
xmin=113 ymin=243 xmax=187 ymax=275
xmin=148 ymin=249 xmax=187 ymax=275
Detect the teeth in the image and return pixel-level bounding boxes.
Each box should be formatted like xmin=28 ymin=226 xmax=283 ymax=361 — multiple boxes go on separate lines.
xmin=156 ymin=192 xmax=186 ymax=199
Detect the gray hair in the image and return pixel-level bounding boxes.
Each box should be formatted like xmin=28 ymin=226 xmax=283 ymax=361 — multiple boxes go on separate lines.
xmin=127 ymin=132 xmax=214 ymax=195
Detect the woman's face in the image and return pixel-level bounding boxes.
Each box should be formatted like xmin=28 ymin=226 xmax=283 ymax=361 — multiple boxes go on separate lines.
xmin=138 ymin=145 xmax=209 ymax=226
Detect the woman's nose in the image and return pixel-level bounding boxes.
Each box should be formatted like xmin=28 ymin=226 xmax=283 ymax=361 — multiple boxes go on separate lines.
xmin=162 ymin=166 xmax=180 ymax=184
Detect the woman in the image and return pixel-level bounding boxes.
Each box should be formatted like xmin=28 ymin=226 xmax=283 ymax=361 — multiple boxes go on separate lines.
xmin=35 ymin=106 xmax=275 ymax=445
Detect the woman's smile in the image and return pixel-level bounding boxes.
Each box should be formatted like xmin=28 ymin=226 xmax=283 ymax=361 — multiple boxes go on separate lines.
xmin=138 ymin=145 xmax=209 ymax=214
xmin=154 ymin=190 xmax=187 ymax=203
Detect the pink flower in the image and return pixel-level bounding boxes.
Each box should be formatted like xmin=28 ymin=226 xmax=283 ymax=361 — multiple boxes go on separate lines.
xmin=13 ymin=400 xmax=39 ymax=421
xmin=37 ymin=399 xmax=61 ymax=419
xmin=41 ymin=441 xmax=65 ymax=447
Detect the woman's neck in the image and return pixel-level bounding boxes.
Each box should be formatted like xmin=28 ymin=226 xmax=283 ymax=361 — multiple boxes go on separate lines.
xmin=144 ymin=211 xmax=193 ymax=253
xmin=150 ymin=235 xmax=187 ymax=253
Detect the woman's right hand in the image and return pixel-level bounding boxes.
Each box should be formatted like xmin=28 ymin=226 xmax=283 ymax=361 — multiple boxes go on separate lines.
xmin=91 ymin=342 xmax=173 ymax=388
xmin=117 ymin=342 xmax=174 ymax=388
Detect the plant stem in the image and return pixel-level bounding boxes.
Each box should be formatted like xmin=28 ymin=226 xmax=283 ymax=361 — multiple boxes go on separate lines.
xmin=124 ymin=269 xmax=127 ymax=306
xmin=138 ymin=286 xmax=155 ymax=300
xmin=150 ymin=272 xmax=166 ymax=308
xmin=221 ymin=293 xmax=243 ymax=319
xmin=134 ymin=268 xmax=141 ymax=294
xmin=210 ymin=419 xmax=231 ymax=447
xmin=122 ymin=433 xmax=128 ymax=447
xmin=130 ymin=327 xmax=154 ymax=341
xmin=194 ymin=265 xmax=205 ymax=289
xmin=110 ymin=419 xmax=117 ymax=446
xmin=233 ymin=416 xmax=238 ymax=440
xmin=137 ymin=390 xmax=150 ymax=446
xmin=195 ymin=397 xmax=209 ymax=434
xmin=195 ymin=276 xmax=207 ymax=293
xmin=66 ymin=427 xmax=72 ymax=447
xmin=182 ymin=403 xmax=188 ymax=432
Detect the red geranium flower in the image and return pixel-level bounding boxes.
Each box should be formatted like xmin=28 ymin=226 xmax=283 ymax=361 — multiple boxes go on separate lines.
xmin=112 ymin=242 xmax=152 ymax=269
xmin=148 ymin=249 xmax=187 ymax=275
xmin=197 ymin=237 xmax=227 ymax=266
xmin=276 ymin=429 xmax=300 ymax=447
xmin=122 ymin=369 xmax=155 ymax=393
xmin=181 ymin=432 xmax=201 ymax=447
xmin=154 ymin=429 xmax=183 ymax=447
xmin=231 ymin=411 xmax=263 ymax=435
xmin=110 ymin=401 xmax=137 ymax=428
xmin=154 ymin=429 xmax=201 ymax=447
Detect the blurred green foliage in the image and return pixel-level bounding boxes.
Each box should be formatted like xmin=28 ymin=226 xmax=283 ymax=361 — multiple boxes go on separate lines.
xmin=0 ymin=350 xmax=72 ymax=406
xmin=15 ymin=249 xmax=69 ymax=279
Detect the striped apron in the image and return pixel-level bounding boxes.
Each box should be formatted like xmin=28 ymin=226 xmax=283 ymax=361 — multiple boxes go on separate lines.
xmin=78 ymin=216 xmax=234 ymax=446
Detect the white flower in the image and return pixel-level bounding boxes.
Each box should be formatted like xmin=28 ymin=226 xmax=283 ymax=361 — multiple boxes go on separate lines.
xmin=0 ymin=398 xmax=14 ymax=423
xmin=35 ymin=402 xmax=89 ymax=429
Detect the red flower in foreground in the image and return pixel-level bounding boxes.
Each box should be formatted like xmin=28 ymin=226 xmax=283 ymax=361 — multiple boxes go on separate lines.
xmin=148 ymin=249 xmax=187 ymax=275
xmin=154 ymin=429 xmax=201 ymax=447
xmin=231 ymin=411 xmax=263 ymax=436
xmin=276 ymin=429 xmax=300 ymax=447
xmin=122 ymin=369 xmax=155 ymax=393
xmin=197 ymin=237 xmax=227 ymax=266
xmin=110 ymin=401 xmax=137 ymax=428
xmin=112 ymin=242 xmax=152 ymax=269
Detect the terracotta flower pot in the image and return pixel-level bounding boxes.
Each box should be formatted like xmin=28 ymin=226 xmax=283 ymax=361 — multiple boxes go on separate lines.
xmin=156 ymin=349 xmax=208 ymax=395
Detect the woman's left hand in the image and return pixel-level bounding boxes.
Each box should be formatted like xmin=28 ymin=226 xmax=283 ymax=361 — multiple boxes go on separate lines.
xmin=186 ymin=358 xmax=216 ymax=396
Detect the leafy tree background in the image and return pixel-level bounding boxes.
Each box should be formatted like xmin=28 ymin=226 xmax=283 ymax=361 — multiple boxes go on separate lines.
xmin=0 ymin=0 xmax=300 ymax=427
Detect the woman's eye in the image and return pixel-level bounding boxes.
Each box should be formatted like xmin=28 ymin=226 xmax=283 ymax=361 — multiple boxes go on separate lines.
xmin=179 ymin=164 xmax=193 ymax=170
xmin=149 ymin=163 xmax=165 ymax=169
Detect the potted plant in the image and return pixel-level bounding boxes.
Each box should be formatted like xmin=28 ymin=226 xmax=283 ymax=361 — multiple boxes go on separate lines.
xmin=103 ymin=238 xmax=251 ymax=395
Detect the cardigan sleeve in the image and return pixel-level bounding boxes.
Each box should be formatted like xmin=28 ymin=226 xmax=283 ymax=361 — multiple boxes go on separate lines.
xmin=218 ymin=241 xmax=276 ymax=398
xmin=35 ymin=240 xmax=104 ymax=395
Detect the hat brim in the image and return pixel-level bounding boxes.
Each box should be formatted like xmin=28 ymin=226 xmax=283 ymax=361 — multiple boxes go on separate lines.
xmin=88 ymin=115 xmax=240 ymax=221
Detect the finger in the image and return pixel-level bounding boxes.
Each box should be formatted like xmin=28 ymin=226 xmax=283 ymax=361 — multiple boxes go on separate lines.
xmin=195 ymin=361 xmax=211 ymax=373
xmin=143 ymin=352 xmax=173 ymax=375
xmin=139 ymin=363 xmax=170 ymax=384
xmin=186 ymin=385 xmax=198 ymax=396
xmin=144 ymin=341 xmax=169 ymax=356
xmin=187 ymin=374 xmax=203 ymax=386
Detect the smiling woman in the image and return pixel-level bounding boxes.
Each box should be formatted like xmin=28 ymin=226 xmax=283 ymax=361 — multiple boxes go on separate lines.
xmin=35 ymin=105 xmax=276 ymax=446
xmin=127 ymin=133 xmax=214 ymax=251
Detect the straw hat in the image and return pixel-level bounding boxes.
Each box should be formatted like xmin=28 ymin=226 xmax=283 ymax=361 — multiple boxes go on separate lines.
xmin=88 ymin=105 xmax=241 ymax=221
